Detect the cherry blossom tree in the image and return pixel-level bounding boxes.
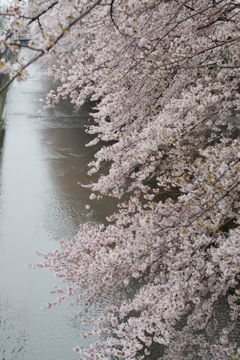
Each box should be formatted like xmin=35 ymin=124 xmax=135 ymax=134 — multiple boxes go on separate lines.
xmin=1 ymin=0 xmax=240 ymax=359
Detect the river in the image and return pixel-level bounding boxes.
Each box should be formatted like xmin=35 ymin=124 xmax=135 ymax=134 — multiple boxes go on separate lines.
xmin=0 ymin=58 xmax=117 ymax=360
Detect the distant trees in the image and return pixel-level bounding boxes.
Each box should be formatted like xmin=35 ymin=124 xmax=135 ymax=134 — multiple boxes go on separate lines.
xmin=3 ymin=0 xmax=240 ymax=359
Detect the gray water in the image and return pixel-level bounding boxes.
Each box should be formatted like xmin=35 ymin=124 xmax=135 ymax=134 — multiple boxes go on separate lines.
xmin=0 ymin=59 xmax=116 ymax=360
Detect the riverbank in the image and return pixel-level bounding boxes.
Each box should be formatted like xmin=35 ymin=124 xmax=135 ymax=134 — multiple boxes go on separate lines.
xmin=0 ymin=48 xmax=13 ymax=118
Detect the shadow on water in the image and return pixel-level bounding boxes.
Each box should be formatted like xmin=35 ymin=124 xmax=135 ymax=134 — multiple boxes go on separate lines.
xmin=0 ymin=125 xmax=4 ymax=152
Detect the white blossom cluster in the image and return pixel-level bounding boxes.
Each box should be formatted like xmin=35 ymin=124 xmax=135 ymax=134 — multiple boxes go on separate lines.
xmin=6 ymin=0 xmax=240 ymax=359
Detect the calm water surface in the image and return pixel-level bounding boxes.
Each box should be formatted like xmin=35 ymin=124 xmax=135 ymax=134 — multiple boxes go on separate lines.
xmin=0 ymin=60 xmax=116 ymax=360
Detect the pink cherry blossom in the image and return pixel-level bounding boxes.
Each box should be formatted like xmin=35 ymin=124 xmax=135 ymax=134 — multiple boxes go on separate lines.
xmin=4 ymin=0 xmax=240 ymax=359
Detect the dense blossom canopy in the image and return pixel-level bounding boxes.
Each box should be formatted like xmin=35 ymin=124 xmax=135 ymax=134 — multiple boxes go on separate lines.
xmin=2 ymin=0 xmax=240 ymax=359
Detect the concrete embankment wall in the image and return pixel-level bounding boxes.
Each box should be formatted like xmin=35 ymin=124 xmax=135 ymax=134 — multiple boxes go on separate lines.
xmin=0 ymin=49 xmax=13 ymax=119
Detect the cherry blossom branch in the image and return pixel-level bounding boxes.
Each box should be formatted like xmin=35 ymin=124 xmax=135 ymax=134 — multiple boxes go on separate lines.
xmin=0 ymin=0 xmax=102 ymax=93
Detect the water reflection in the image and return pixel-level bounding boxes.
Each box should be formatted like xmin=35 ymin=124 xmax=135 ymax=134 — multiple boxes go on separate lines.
xmin=0 ymin=294 xmax=28 ymax=359
xmin=0 ymin=59 xmax=116 ymax=359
